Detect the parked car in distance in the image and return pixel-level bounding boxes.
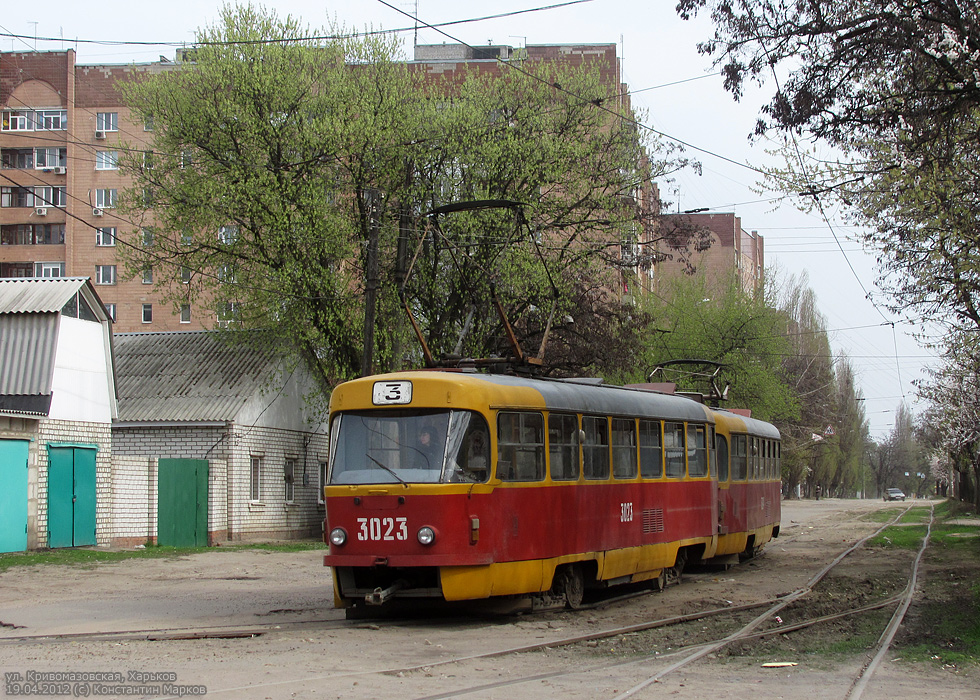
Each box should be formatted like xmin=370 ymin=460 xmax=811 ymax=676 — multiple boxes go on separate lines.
xmin=884 ymin=488 xmax=906 ymax=501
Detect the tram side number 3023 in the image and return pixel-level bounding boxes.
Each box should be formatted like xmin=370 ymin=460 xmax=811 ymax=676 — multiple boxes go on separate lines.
xmin=357 ymin=516 xmax=408 ymax=542
xmin=620 ymin=502 xmax=633 ymax=523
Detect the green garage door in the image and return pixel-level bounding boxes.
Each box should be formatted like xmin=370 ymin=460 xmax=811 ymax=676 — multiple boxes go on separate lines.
xmin=158 ymin=459 xmax=209 ymax=547
xmin=0 ymin=439 xmax=29 ymax=553
xmin=47 ymin=445 xmax=97 ymax=548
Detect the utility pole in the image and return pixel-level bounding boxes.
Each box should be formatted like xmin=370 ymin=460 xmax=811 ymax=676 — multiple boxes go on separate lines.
xmin=361 ymin=189 xmax=380 ymax=377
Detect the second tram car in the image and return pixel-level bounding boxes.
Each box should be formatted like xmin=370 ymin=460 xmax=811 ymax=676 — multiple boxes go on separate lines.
xmin=322 ymin=370 xmax=780 ymax=612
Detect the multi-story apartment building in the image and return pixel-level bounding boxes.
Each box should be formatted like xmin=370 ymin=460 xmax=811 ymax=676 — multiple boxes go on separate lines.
xmin=654 ymin=211 xmax=765 ymax=295
xmin=0 ymin=50 xmax=202 ymax=332
xmin=1 ymin=44 xmax=689 ymax=332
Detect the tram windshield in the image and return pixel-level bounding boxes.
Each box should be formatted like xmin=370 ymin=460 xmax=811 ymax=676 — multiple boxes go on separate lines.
xmin=328 ymin=409 xmax=491 ymax=485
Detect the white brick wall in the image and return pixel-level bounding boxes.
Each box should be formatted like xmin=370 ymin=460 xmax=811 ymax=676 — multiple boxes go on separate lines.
xmin=35 ymin=419 xmax=112 ymax=548
xmin=110 ymin=424 xmax=328 ymax=543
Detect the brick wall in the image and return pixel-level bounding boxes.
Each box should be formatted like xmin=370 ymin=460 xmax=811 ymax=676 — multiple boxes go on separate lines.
xmin=110 ymin=455 xmax=153 ymax=547
xmin=111 ymin=423 xmax=327 ymax=542
xmin=34 ymin=419 xmax=112 ymax=548
xmin=112 ymin=425 xmax=229 ymax=460
xmin=228 ymin=425 xmax=329 ymax=541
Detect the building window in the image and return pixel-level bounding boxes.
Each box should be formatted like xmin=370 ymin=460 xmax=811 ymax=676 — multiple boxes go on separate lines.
xmin=36 ymin=110 xmax=67 ymax=130
xmin=95 ymin=189 xmax=117 ymax=208
xmin=33 ymin=186 xmax=66 ymax=207
xmin=34 ymin=147 xmax=66 ymax=169
xmin=181 ymin=266 xmax=192 ymax=283
xmin=217 ymin=301 xmax=240 ymax=327
xmin=142 ymin=303 xmax=153 ymax=323
xmin=104 ymin=303 xmax=116 ymax=322
xmin=95 ymin=227 xmax=116 ymax=246
xmin=2 ymin=110 xmax=32 ymax=131
xmin=34 ymin=262 xmax=65 ymax=278
xmin=217 ymin=264 xmax=236 ymax=283
xmin=250 ymin=456 xmax=261 ymax=501
xmin=95 ymin=265 xmax=116 ymax=285
xmin=2 ymin=148 xmax=34 ymax=168
xmin=1 ymin=186 xmax=32 ymax=208
xmin=96 ymin=112 xmax=118 ymax=132
xmin=284 ymin=459 xmax=295 ymax=502
xmin=1 ymin=224 xmax=65 ymax=246
xmin=95 ymin=151 xmax=119 ymax=170
xmin=218 ymin=225 xmax=239 ymax=245
xmin=142 ymin=267 xmax=153 ymax=284
xmin=180 ymin=304 xmax=191 ymax=324
xmin=143 ymin=115 xmax=154 ymax=131
xmin=141 ymin=228 xmax=154 ymax=247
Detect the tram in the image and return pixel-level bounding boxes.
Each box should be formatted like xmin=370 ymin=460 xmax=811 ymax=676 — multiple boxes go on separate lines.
xmin=322 ymin=369 xmax=781 ymax=613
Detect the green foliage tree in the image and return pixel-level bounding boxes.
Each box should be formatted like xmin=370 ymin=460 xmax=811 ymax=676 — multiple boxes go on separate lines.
xmin=633 ymin=270 xmax=798 ymax=421
xmin=775 ymin=272 xmax=841 ymax=497
xmin=118 ymin=3 xmax=694 ymax=390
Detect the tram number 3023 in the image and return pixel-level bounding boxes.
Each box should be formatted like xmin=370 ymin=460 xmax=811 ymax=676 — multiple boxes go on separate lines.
xmin=620 ymin=502 xmax=634 ymax=523
xmin=357 ymin=517 xmax=408 ymax=542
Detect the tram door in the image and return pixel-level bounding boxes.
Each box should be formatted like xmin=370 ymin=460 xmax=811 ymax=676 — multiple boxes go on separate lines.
xmin=47 ymin=446 xmax=97 ymax=548
xmin=0 ymin=439 xmax=29 ymax=553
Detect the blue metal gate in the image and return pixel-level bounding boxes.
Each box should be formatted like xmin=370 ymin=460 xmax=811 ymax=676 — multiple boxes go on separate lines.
xmin=0 ymin=439 xmax=29 ymax=553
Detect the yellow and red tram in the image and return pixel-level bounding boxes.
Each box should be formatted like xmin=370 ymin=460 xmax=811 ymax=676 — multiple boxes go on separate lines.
xmin=322 ymin=370 xmax=781 ymax=612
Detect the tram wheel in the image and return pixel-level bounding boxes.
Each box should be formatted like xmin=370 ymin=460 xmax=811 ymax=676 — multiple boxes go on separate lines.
xmin=554 ymin=565 xmax=585 ymax=610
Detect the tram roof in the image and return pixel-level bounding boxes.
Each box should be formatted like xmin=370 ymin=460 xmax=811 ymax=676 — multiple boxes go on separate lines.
xmin=712 ymin=408 xmax=781 ymax=439
xmin=350 ymin=371 xmax=714 ymax=424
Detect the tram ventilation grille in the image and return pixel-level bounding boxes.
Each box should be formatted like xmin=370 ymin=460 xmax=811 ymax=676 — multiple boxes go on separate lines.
xmin=642 ymin=508 xmax=665 ymax=534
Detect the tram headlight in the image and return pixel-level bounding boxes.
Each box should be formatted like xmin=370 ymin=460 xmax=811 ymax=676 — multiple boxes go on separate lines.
xmin=417 ymin=526 xmax=436 ymax=546
xmin=328 ymin=527 xmax=347 ymax=547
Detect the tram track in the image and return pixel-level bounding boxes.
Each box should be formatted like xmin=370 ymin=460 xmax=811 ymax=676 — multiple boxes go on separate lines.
xmin=384 ymin=503 xmax=932 ymax=700
xmin=1 ymin=502 xmax=937 ymax=700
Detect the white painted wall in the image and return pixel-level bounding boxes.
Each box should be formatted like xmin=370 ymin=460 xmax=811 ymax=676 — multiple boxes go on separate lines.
xmin=48 ymin=316 xmax=113 ymax=423
xmin=237 ymin=363 xmax=327 ymax=433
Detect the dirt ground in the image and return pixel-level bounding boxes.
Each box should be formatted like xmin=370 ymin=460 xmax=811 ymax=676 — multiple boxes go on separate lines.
xmin=0 ymin=498 xmax=977 ymax=700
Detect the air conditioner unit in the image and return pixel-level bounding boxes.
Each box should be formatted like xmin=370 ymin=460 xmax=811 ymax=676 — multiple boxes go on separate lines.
xmin=53 ymin=166 xmax=67 ymax=175
xmin=95 ymin=130 xmax=106 ymax=140
xmin=92 ymin=207 xmax=104 ymax=217
xmin=35 ymin=207 xmax=48 ymax=216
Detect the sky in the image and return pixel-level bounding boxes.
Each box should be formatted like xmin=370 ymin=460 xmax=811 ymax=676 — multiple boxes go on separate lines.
xmin=0 ymin=0 xmax=939 ymax=438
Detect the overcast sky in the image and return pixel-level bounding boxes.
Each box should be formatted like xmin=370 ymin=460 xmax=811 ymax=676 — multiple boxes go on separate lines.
xmin=0 ymin=0 xmax=938 ymax=438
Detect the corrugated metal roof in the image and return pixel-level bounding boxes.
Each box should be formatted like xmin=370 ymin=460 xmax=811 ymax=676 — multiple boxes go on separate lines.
xmin=113 ymin=331 xmax=280 ymax=422
xmin=0 ymin=313 xmax=59 ymax=395
xmin=0 ymin=277 xmax=91 ymax=313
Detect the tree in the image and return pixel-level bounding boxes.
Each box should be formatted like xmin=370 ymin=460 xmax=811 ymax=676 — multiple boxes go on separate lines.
xmin=119 ymin=4 xmax=697 ymax=391
xmin=676 ymin=1 xmax=980 ymax=333
xmin=119 ymin=6 xmax=422 ymax=391
xmin=632 ymin=270 xmax=798 ymax=421
xmin=918 ymin=331 xmax=980 ymax=508
xmin=774 ymin=272 xmax=837 ymax=496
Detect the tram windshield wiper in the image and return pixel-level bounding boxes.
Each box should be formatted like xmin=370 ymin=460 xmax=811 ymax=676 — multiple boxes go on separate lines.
xmin=366 ymin=454 xmax=409 ymax=488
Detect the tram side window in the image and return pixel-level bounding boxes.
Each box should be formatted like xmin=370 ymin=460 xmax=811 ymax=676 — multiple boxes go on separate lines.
xmin=776 ymin=442 xmax=782 ymax=479
xmin=549 ymin=413 xmax=580 ymax=481
xmin=709 ymin=426 xmax=717 ymax=477
xmin=750 ymin=437 xmax=759 ymax=479
xmin=639 ymin=420 xmax=663 ymax=478
xmin=664 ymin=422 xmax=686 ymax=478
xmin=497 ymin=412 xmax=545 ymax=481
xmin=732 ymin=434 xmax=747 ymax=480
xmin=611 ymin=418 xmax=638 ymax=479
xmin=716 ymin=434 xmax=730 ymax=482
xmin=687 ymin=424 xmax=708 ymax=477
xmin=582 ymin=416 xmax=610 ymax=480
